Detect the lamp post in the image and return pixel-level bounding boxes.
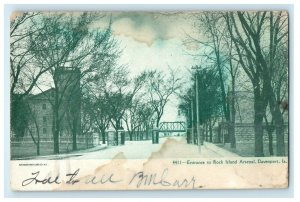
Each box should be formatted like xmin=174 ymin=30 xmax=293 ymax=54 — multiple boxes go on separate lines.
xmin=191 ymin=66 xmax=202 ymax=153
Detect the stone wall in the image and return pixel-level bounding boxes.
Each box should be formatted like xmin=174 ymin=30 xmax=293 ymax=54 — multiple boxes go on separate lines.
xmin=234 ymin=123 xmax=288 ymax=143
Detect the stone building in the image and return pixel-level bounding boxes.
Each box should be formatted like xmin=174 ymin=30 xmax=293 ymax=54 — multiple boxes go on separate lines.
xmin=222 ymin=90 xmax=288 ymax=156
xmin=25 ymin=68 xmax=82 ymax=140
xmin=10 ymin=68 xmax=85 ymax=158
xmin=26 ymin=88 xmax=55 ymax=139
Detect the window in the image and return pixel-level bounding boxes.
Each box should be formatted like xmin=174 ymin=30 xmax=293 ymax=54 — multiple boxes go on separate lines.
xmin=42 ymin=103 xmax=46 ymax=110
xmin=43 ymin=128 xmax=47 ymax=134
xmin=43 ymin=116 xmax=47 ymax=123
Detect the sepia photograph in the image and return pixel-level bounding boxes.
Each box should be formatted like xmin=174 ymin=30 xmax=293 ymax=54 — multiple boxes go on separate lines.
xmin=9 ymin=10 xmax=289 ymax=190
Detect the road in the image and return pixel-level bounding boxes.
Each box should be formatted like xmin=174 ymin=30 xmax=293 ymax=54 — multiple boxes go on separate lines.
xmin=67 ymin=136 xmax=239 ymax=160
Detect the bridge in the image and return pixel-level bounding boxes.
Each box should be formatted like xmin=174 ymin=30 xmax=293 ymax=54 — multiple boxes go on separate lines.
xmin=158 ymin=121 xmax=186 ymax=132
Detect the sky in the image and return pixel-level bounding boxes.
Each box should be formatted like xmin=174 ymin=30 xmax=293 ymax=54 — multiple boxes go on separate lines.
xmin=16 ymin=11 xmax=254 ymax=122
xmin=99 ymin=12 xmax=202 ymax=122
xmin=12 ymin=11 xmax=202 ymax=122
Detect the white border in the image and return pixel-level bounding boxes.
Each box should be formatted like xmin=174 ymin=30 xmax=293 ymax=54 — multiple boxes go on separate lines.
xmin=1 ymin=1 xmax=298 ymax=201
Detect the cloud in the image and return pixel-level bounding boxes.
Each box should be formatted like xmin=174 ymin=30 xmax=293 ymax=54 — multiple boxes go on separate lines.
xmin=111 ymin=16 xmax=157 ymax=47
xmin=90 ymin=11 xmax=201 ymax=49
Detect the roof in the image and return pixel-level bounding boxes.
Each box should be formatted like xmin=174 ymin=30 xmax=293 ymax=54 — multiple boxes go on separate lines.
xmin=27 ymin=88 xmax=55 ymax=100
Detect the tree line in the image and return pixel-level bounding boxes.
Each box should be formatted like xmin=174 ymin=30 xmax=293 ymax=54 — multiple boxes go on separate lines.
xmin=10 ymin=12 xmax=180 ymax=155
xmin=179 ymin=11 xmax=288 ymax=157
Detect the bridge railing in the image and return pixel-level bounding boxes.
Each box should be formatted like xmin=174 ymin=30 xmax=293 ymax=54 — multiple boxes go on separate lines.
xmin=158 ymin=121 xmax=186 ymax=132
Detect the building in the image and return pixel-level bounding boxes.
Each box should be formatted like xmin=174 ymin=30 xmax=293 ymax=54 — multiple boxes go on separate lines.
xmin=10 ymin=68 xmax=85 ymax=158
xmin=222 ymin=90 xmax=288 ymax=156
xmin=26 ymin=88 xmax=55 ymax=139
xmin=21 ymin=68 xmax=81 ymax=140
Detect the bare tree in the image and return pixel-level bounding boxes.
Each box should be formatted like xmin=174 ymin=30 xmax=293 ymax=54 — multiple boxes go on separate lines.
xmin=91 ymin=92 xmax=111 ymax=144
xmin=179 ymin=67 xmax=223 ymax=144
xmin=185 ymin=12 xmax=238 ymax=147
xmin=105 ymin=70 xmax=148 ymax=144
xmin=123 ymin=98 xmax=154 ymax=141
xmin=139 ymin=102 xmax=155 ymax=140
xmin=178 ymin=87 xmax=193 ymax=144
xmin=80 ymin=95 xmax=94 ymax=138
xmin=191 ymin=12 xmax=230 ymax=124
xmin=29 ymin=12 xmax=120 ymax=154
xmin=263 ymin=38 xmax=288 ymax=156
xmin=147 ymin=69 xmax=181 ymax=143
xmin=223 ymin=26 xmax=241 ymax=149
xmin=224 ymin=11 xmax=288 ymax=156
xmin=10 ymin=12 xmax=45 ymax=97
xmin=25 ymin=99 xmax=41 ymax=156
xmin=263 ymin=40 xmax=288 ymax=156
xmin=123 ymin=99 xmax=142 ymax=141
xmin=10 ymin=12 xmax=52 ymax=138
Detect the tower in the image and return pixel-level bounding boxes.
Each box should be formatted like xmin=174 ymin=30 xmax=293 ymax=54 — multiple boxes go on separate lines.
xmin=54 ymin=68 xmax=81 ymax=138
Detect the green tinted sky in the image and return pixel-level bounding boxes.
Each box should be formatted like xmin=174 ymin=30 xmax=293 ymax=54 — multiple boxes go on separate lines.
xmin=105 ymin=12 xmax=202 ymax=121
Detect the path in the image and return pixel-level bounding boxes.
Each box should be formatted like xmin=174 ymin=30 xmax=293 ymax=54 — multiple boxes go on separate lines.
xmin=66 ymin=136 xmax=239 ymax=160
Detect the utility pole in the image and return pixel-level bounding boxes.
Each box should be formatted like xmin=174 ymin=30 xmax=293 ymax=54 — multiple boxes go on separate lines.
xmin=192 ymin=66 xmax=202 ymax=153
xmin=195 ymin=72 xmax=201 ymax=152
xmin=190 ymin=91 xmax=194 ymax=144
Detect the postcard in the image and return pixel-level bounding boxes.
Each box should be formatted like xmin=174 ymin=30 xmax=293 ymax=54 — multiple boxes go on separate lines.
xmin=10 ymin=11 xmax=288 ymax=190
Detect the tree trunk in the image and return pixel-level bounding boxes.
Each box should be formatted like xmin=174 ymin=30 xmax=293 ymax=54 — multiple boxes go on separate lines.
xmin=37 ymin=129 xmax=40 ymax=156
xmin=155 ymin=119 xmax=160 ymax=144
xmin=205 ymin=122 xmax=208 ymax=141
xmin=217 ymin=125 xmax=221 ymax=143
xmin=216 ymin=57 xmax=230 ymax=123
xmin=254 ymin=89 xmax=265 ymax=157
xmin=146 ymin=124 xmax=149 ymax=140
xmin=72 ymin=133 xmax=77 ymax=151
xmin=269 ymin=92 xmax=285 ymax=156
xmin=115 ymin=120 xmax=120 ymax=145
xmin=152 ymin=129 xmax=155 ymax=143
xmin=101 ymin=129 xmax=106 ymax=144
xmin=53 ymin=108 xmax=60 ymax=154
xmin=209 ymin=119 xmax=213 ymax=143
xmin=85 ymin=132 xmax=89 ymax=148
xmin=140 ymin=126 xmax=143 ymax=140
xmin=72 ymin=121 xmax=77 ymax=151
xmin=266 ymin=127 xmax=274 ymax=156
xmin=275 ymin=116 xmax=285 ymax=156
xmin=53 ymin=129 xmax=59 ymax=154
xmin=151 ymin=117 xmax=160 ymax=144
xmin=264 ymin=114 xmax=274 ymax=156
xmin=52 ymin=85 xmax=61 ymax=154
xmin=33 ymin=113 xmax=40 ymax=156
xmin=230 ymin=80 xmax=236 ymax=149
xmin=266 ymin=74 xmax=286 ymax=156
xmin=254 ymin=114 xmax=264 ymax=157
xmin=37 ymin=143 xmax=40 ymax=156
xmin=187 ymin=129 xmax=191 ymax=144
